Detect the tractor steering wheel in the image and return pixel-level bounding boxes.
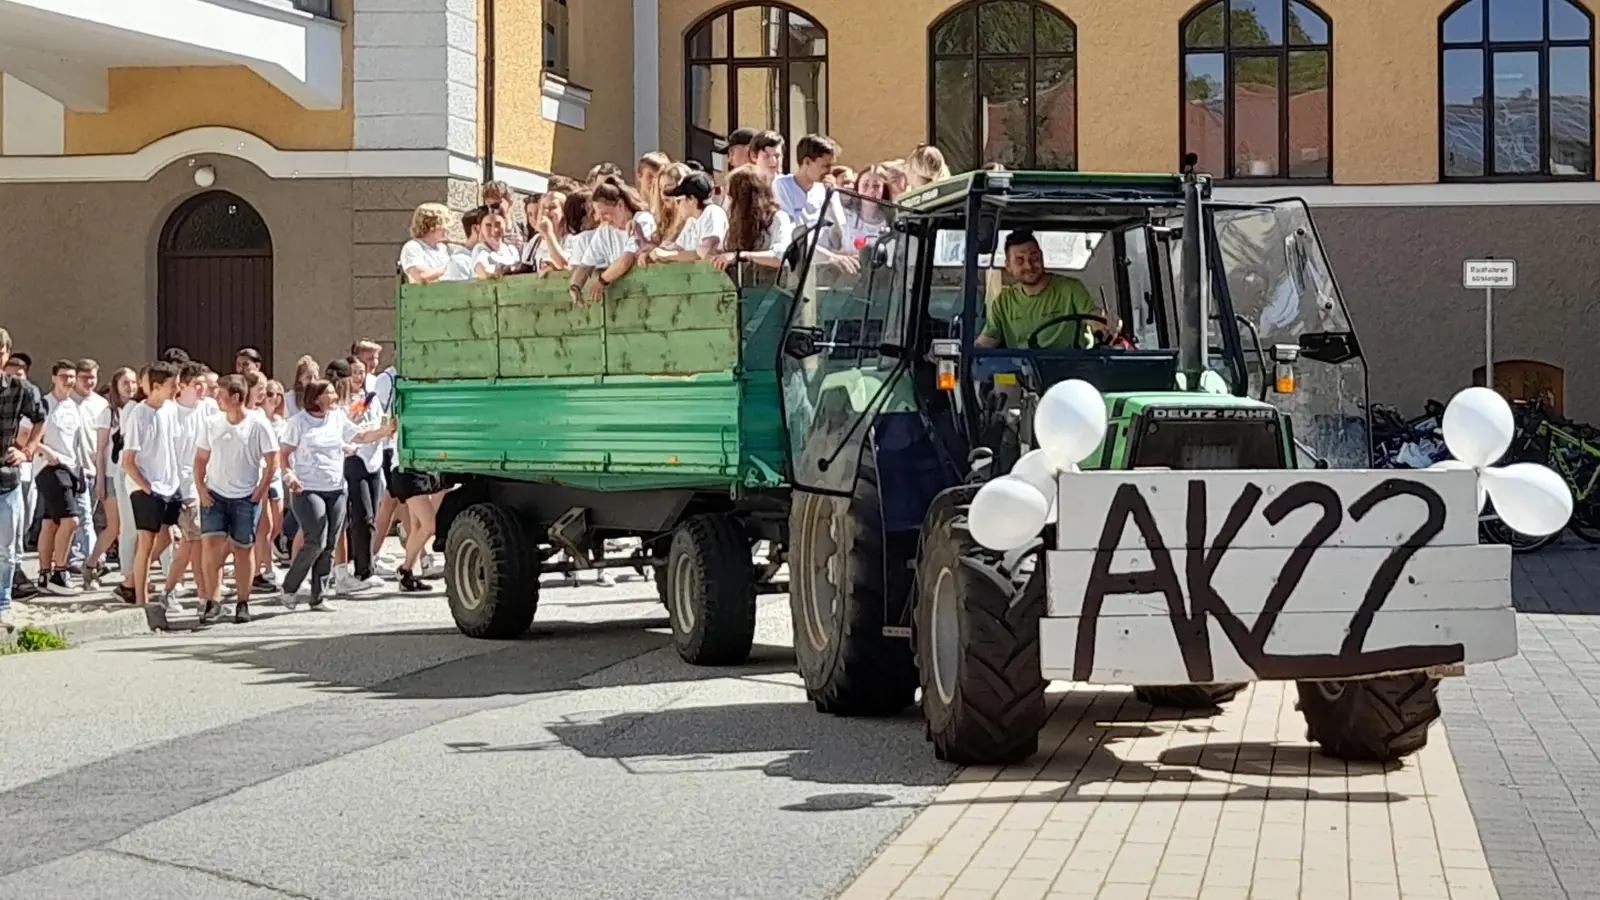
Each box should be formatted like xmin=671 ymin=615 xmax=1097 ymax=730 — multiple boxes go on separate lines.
xmin=1024 ymin=313 xmax=1108 ymax=350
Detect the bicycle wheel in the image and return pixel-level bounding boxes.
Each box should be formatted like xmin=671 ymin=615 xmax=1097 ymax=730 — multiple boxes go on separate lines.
xmin=1481 ymin=517 xmax=1561 ymax=553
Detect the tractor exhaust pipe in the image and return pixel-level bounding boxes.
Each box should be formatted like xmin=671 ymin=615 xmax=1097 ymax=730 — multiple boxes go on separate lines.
xmin=1178 ymin=157 xmax=1206 ymax=391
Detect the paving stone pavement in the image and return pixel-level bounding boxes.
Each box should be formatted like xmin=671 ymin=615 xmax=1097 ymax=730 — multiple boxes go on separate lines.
xmin=1442 ymin=546 xmax=1600 ymax=900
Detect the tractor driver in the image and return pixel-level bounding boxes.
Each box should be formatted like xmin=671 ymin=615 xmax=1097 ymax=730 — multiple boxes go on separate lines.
xmin=975 ymin=230 xmax=1113 ymax=350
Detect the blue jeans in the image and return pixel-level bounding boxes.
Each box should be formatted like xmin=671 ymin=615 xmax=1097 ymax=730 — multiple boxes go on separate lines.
xmin=200 ymin=495 xmax=261 ymax=546
xmin=0 ymin=487 xmax=24 ymax=612
xmin=69 ymin=474 xmax=95 ymax=567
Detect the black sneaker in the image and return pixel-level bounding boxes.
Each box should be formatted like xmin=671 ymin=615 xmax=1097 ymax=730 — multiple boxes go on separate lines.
xmin=398 ymin=569 xmax=432 ymax=593
xmin=12 ymin=578 xmax=39 ymax=600
xmin=45 ymin=570 xmax=80 ymax=596
xmin=113 ymin=583 xmax=137 ymax=604
xmin=252 ymin=573 xmax=276 ymax=593
xmin=198 ymin=600 xmax=222 ymax=625
xmin=233 ymin=602 xmax=251 ymax=624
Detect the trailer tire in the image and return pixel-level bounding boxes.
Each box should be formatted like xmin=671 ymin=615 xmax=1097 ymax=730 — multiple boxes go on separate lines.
xmin=665 ymin=514 xmax=757 ymax=666
xmin=914 ymin=498 xmax=1047 ymax=766
xmin=444 ymin=502 xmax=539 ymax=639
xmin=789 ymin=455 xmax=917 ymax=717
xmin=1134 ymin=684 xmax=1246 ymax=710
xmin=1296 ymin=674 xmax=1441 ymax=762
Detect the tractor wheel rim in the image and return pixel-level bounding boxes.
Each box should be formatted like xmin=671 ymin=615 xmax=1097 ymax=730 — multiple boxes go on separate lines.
xmin=671 ymin=551 xmax=697 ymax=633
xmin=800 ymin=499 xmax=841 ymax=653
xmin=931 ymin=566 xmax=960 ymax=706
xmin=454 ymin=539 xmax=486 ymax=612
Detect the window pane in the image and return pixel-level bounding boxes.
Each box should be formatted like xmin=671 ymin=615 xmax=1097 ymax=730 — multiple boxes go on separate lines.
xmin=1184 ymin=2 xmax=1224 ymax=48
xmin=1551 ymin=46 xmax=1593 ymax=175
xmin=1035 ymin=7 xmax=1075 ymax=54
xmin=979 ymin=0 xmax=1031 ymax=54
xmin=1287 ymin=50 xmax=1330 ymax=178
xmin=1492 ymin=50 xmax=1541 ymax=174
xmin=1233 ymin=55 xmax=1281 ymax=176
xmin=1230 ymin=0 xmax=1284 ymax=47
xmin=689 ymin=63 xmax=730 ymax=134
xmin=933 ymin=8 xmax=975 ymax=55
xmin=788 ymin=61 xmax=828 ymax=168
xmin=736 ymin=66 xmax=778 ymax=133
xmin=1184 ymin=53 xmax=1227 ymax=175
xmin=687 ymin=14 xmax=726 ymax=59
xmin=1443 ymin=0 xmax=1483 ymax=42
xmin=979 ymin=59 xmax=1029 ymax=168
xmin=732 ymin=5 xmax=775 ymax=57
xmin=1287 ymin=1 xmax=1329 ymax=44
xmin=932 ymin=60 xmax=978 ymax=172
xmin=1551 ymin=0 xmax=1591 ymax=40
xmin=1443 ymin=49 xmax=1486 ymax=177
xmin=1035 ymin=55 xmax=1076 ymax=169
xmin=1488 ymin=0 xmax=1541 ymax=41
xmin=786 ymin=10 xmax=826 ymax=57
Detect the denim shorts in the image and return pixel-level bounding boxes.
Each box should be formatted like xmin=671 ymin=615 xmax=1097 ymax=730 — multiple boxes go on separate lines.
xmin=200 ymin=495 xmax=262 ymax=546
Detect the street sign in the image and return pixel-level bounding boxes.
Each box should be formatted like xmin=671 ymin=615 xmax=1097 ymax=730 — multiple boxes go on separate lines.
xmin=1464 ymin=259 xmax=1516 ymax=289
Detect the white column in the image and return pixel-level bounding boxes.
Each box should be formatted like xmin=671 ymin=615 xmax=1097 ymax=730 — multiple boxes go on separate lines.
xmin=2 ymin=74 xmax=65 ymax=156
xmin=632 ymin=0 xmax=660 ymax=159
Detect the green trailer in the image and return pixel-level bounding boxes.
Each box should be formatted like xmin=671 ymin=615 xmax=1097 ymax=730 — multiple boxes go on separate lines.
xmin=393 ymin=264 xmax=800 ymax=663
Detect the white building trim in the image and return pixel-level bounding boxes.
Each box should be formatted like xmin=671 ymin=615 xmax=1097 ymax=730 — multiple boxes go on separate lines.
xmin=541 ymin=73 xmax=590 ymax=130
xmin=1 ymin=74 xmax=66 ymax=156
xmin=632 ymin=0 xmax=659 ymax=158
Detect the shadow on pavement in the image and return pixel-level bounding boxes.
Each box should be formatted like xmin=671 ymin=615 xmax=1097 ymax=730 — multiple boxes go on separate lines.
xmin=1159 ymin=740 xmax=1400 ymax=777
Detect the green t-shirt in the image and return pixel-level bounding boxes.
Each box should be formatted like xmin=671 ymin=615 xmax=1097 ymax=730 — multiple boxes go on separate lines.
xmin=980 ymin=276 xmax=1096 ymax=349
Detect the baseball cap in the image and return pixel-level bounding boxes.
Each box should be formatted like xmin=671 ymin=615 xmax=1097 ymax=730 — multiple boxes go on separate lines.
xmin=665 ymin=172 xmax=715 ymax=201
xmin=726 ymin=128 xmax=756 ymax=148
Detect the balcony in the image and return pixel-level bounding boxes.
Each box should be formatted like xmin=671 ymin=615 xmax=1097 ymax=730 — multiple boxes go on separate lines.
xmin=0 ymin=0 xmax=344 ymax=112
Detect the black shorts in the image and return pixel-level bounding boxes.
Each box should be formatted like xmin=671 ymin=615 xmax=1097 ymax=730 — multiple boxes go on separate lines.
xmin=36 ymin=465 xmax=82 ymax=522
xmin=381 ymin=448 xmax=396 ymax=492
xmin=129 ymin=489 xmax=183 ymax=533
xmin=388 ymin=469 xmax=439 ymax=501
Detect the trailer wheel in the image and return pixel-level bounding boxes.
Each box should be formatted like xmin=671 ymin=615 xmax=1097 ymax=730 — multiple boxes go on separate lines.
xmin=665 ymin=514 xmax=757 ymax=666
xmin=1134 ymin=683 xmax=1246 ymax=710
xmin=445 ymin=502 xmax=539 ymax=639
xmin=789 ymin=454 xmax=917 ymax=717
xmin=1296 ymin=674 xmax=1441 ymax=762
xmin=914 ymin=498 xmax=1047 ymax=766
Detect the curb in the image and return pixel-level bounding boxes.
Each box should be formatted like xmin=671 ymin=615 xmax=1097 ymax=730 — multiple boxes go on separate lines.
xmin=3 ymin=606 xmax=153 ymax=648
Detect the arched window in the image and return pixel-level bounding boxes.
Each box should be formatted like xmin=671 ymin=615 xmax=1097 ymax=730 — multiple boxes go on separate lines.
xmin=1440 ymin=0 xmax=1593 ymax=179
xmin=684 ymin=2 xmax=827 ymax=171
xmin=1180 ymin=0 xmax=1332 ymax=180
xmin=928 ymin=0 xmax=1077 ymax=173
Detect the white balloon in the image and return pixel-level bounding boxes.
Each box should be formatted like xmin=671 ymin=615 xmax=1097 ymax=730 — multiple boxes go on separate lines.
xmin=1034 ymin=379 xmax=1108 ymax=469
xmin=1010 ymin=449 xmax=1060 ymax=500
xmin=1442 ymin=387 xmax=1515 ymax=469
xmin=1480 ymin=463 xmax=1572 ymax=537
xmin=969 ymin=476 xmax=1051 ymax=551
xmin=1429 ymin=459 xmax=1487 ymax=512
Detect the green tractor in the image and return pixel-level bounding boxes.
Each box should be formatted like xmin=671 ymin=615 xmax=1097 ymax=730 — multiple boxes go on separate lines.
xmin=780 ymin=167 xmax=1513 ymax=764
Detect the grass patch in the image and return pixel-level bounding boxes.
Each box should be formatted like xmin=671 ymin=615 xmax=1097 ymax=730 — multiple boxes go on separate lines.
xmin=1 ymin=627 xmax=69 ymax=655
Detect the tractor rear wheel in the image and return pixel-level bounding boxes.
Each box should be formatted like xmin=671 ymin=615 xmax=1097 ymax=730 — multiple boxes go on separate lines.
xmin=914 ymin=495 xmax=1047 ymax=765
xmin=1296 ymin=674 xmax=1441 ymax=762
xmin=789 ymin=454 xmax=917 ymax=717
xmin=1134 ymin=684 xmax=1246 ymax=710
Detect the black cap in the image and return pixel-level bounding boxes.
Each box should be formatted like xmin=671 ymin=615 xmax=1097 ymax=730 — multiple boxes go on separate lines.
xmin=7 ymin=352 xmax=30 ymax=369
xmin=665 ymin=172 xmax=714 ymax=201
xmin=727 ymin=128 xmax=756 ymax=148
xmin=324 ymin=358 xmax=351 ymax=380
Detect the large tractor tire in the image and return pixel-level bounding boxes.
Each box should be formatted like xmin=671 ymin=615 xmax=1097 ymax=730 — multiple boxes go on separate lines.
xmin=444 ymin=502 xmax=539 ymax=639
xmin=914 ymin=494 xmax=1048 ymax=765
xmin=1134 ymin=683 xmax=1246 ymax=710
xmin=789 ymin=454 xmax=918 ymax=717
xmin=1296 ymin=674 xmax=1441 ymax=762
xmin=665 ymin=514 xmax=757 ymax=666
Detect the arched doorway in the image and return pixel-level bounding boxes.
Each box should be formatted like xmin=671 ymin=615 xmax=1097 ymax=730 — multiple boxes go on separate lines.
xmin=158 ymin=191 xmax=274 ymax=373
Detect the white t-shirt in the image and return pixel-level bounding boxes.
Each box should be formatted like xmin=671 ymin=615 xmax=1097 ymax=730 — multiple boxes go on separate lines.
xmin=832 ymin=212 xmax=889 ymax=253
xmin=281 ymin=409 xmax=361 ymax=493
xmin=34 ymin=392 xmax=90 ymax=476
xmin=267 ymin=416 xmax=288 ymax=490
xmin=773 ymin=175 xmax=842 ymax=230
xmin=675 ymin=204 xmax=729 ymax=253
xmin=347 ymin=394 xmax=386 ymax=473
xmin=561 ymin=232 xmax=592 ymax=267
xmin=761 ymin=210 xmax=796 ymax=254
xmin=121 ymin=401 xmax=183 ymax=497
xmin=469 ymin=241 xmax=520 ymax=277
xmin=196 ymin=412 xmax=278 ymax=499
xmin=172 ymin=398 xmax=218 ymax=501
xmin=371 ymin=367 xmax=397 ymax=460
xmin=440 ymin=247 xmax=475 ymax=282
xmin=398 ymin=239 xmax=450 ymax=279
xmin=580 ymin=226 xmax=641 ymax=268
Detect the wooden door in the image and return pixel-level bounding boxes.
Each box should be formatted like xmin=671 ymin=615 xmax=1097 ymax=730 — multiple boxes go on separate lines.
xmin=157 ymin=191 xmax=274 ymax=373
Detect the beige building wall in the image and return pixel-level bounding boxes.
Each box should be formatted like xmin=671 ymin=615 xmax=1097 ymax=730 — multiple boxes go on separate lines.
xmin=658 ymin=0 xmax=1600 ymax=183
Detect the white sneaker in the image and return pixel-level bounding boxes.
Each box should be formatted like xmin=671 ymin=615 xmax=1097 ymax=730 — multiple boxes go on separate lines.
xmin=334 ymin=570 xmax=373 ymax=595
xmin=420 ymin=555 xmax=444 ymax=579
xmin=281 ymin=584 xmax=308 ymax=610
xmin=374 ymin=559 xmax=400 ymax=578
xmin=0 ymin=610 xmax=14 ymax=632
xmin=595 ymin=569 xmax=617 ymax=587
xmin=360 ymin=575 xmax=386 ymax=590
xmin=160 ymin=592 xmax=183 ymax=614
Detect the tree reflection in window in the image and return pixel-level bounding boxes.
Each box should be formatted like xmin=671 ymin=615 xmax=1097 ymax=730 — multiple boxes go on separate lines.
xmin=1180 ymin=0 xmax=1331 ymax=180
xmin=163 ymin=192 xmax=272 ymax=254
xmin=684 ymin=2 xmax=828 ymax=172
xmin=1440 ymin=0 xmax=1593 ymax=179
xmin=928 ymin=0 xmax=1077 ymax=172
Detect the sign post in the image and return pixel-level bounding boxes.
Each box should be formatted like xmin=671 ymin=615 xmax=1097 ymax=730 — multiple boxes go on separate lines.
xmin=1463 ymin=258 xmax=1516 ymax=392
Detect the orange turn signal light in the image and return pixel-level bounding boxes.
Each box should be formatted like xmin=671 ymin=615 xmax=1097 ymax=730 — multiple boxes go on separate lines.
xmin=937 ymin=359 xmax=957 ymax=391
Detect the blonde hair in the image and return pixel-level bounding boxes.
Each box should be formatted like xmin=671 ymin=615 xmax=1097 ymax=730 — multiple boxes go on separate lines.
xmin=637 ymin=150 xmax=670 ymax=181
xmin=908 ymin=145 xmax=951 ymax=184
xmin=652 ymin=162 xmax=692 ymax=246
xmin=292 ymin=354 xmax=319 ymax=387
xmin=408 ymin=202 xmax=450 ymax=239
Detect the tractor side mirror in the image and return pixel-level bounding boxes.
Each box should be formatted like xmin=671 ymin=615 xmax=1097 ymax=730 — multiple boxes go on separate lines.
xmin=975 ymin=209 xmax=1000 ymax=256
xmin=783 ymin=327 xmax=825 ymax=360
xmin=1298 ymin=331 xmax=1360 ymax=365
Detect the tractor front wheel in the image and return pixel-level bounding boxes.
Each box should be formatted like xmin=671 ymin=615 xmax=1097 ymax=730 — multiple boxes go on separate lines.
xmin=1296 ymin=674 xmax=1441 ymax=762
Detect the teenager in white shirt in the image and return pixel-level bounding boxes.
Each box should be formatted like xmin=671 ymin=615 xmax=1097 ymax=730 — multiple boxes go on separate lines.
xmin=551 ymin=190 xmax=594 ymax=276
xmin=121 ymin=362 xmax=183 ymax=613
xmin=68 ymin=358 xmax=107 ymax=574
xmin=336 ymin=358 xmax=387 ymax=595
xmin=278 ymin=376 xmax=394 ymax=610
xmin=33 ymin=360 xmax=91 ymax=595
xmin=470 ymin=209 xmax=521 ymax=279
xmin=252 ymin=379 xmax=291 ymax=593
xmin=195 ymin=374 xmax=278 ymax=625
xmin=712 ymin=165 xmax=796 ymax=271
xmin=522 ymin=191 xmax=570 ymax=273
xmin=570 ymin=180 xmax=654 ymax=304
xmin=825 ymin=164 xmax=895 ymax=257
xmin=83 ymin=366 xmax=137 ymax=588
xmin=158 ymin=363 xmax=219 ymax=611
xmin=750 ymin=131 xmax=785 ymax=179
xmin=644 ymin=172 xmax=728 ymax=263
xmin=440 ymin=207 xmax=488 ymax=283
xmin=399 ymin=203 xmax=452 ymax=285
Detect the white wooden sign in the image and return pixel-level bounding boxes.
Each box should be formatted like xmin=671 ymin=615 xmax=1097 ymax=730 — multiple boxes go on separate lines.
xmin=1042 ymin=469 xmax=1515 ymax=685
xmin=1464 ymin=259 xmax=1516 ymax=289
